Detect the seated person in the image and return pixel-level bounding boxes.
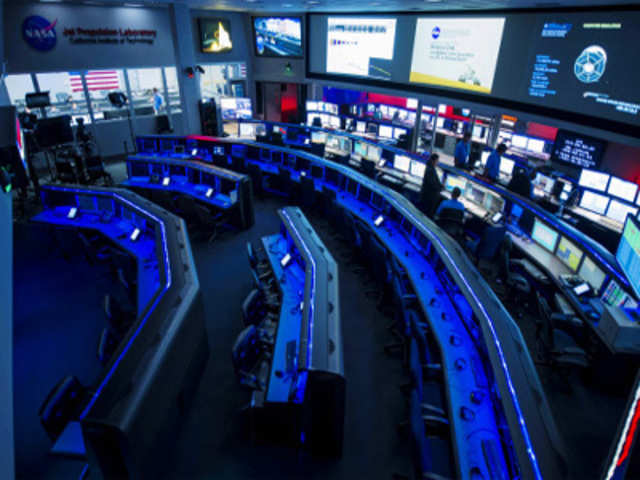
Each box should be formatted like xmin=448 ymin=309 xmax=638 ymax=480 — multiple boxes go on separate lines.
xmin=435 ymin=186 xmax=465 ymax=219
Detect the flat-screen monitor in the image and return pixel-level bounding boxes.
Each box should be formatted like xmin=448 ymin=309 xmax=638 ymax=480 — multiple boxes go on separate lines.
xmin=34 ymin=115 xmax=74 ymax=148
xmin=393 ymin=127 xmax=407 ymax=139
xmin=445 ymin=175 xmax=467 ymax=192
xmin=606 ymin=199 xmax=639 ymax=225
xmin=527 ymin=138 xmax=546 ymax=154
xmin=436 ymin=117 xmax=445 ymax=128
xmin=380 ymin=105 xmax=389 ymax=116
xmin=551 ymin=129 xmax=606 ymax=170
xmin=220 ymin=97 xmax=252 ymax=121
xmin=198 ymin=18 xmax=233 ymax=53
xmin=608 ymin=176 xmax=638 ymax=203
xmin=379 ymin=125 xmax=393 ymax=139
xmin=253 ymin=17 xmax=302 ymax=57
xmin=556 ymin=236 xmax=584 ymax=272
xmin=472 ymin=125 xmax=484 ymax=139
xmin=480 ymin=150 xmax=491 ymax=167
xmin=531 ymin=218 xmax=559 ymax=252
xmin=393 ymin=154 xmax=411 ymax=173
xmin=311 ymin=131 xmax=327 ymax=144
xmin=579 ymin=168 xmax=610 ymax=192
xmin=511 ymin=135 xmax=528 ymax=149
xmin=616 ymin=215 xmax=640 ymax=299
xmin=239 ymin=122 xmax=256 ymax=137
xmin=367 ymin=144 xmax=382 ymax=162
xmin=329 ymin=116 xmax=341 ymax=128
xmin=580 ymin=190 xmax=610 ymax=215
xmin=535 ymin=173 xmax=555 ymax=194
xmin=306 ymin=100 xmax=318 ymax=111
xmin=410 ymin=160 xmax=426 ymax=179
xmin=578 ymin=256 xmax=606 ymax=293
xmin=499 ymin=158 xmax=515 ymax=176
xmin=356 ymin=121 xmax=366 ymax=133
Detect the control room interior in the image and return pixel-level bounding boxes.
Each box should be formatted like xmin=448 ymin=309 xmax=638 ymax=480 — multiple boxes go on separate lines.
xmin=1 ymin=1 xmax=640 ymax=479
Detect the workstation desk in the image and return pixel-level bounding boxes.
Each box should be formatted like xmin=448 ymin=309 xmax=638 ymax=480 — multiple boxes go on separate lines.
xmin=31 ymin=184 xmax=208 ymax=479
xmin=136 ymin=133 xmax=568 ymax=480
xmin=122 ymin=154 xmax=255 ymax=230
xmin=254 ymin=207 xmax=344 ymax=457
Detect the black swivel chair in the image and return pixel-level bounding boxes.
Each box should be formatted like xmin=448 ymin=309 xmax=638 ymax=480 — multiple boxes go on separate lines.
xmin=231 ymin=325 xmax=272 ymax=390
xmin=496 ymin=235 xmax=531 ymax=314
xmin=312 ymin=117 xmax=323 ymax=128
xmin=194 ymin=203 xmax=227 ymax=243
xmin=436 ymin=208 xmax=465 ymax=242
xmin=84 ymin=155 xmax=113 ymax=186
xmin=360 ymin=159 xmax=376 ymax=179
xmin=277 ymin=166 xmax=293 ymax=198
xmin=467 ymin=224 xmax=506 ymax=273
xmin=535 ymin=292 xmax=589 ymax=379
xmin=300 ymin=176 xmax=317 ymax=211
xmin=55 ymin=160 xmax=79 ymax=183
xmin=247 ymin=163 xmax=264 ymax=198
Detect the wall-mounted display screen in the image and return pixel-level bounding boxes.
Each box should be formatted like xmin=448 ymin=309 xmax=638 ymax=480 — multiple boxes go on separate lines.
xmin=199 ymin=18 xmax=233 ymax=53
xmin=253 ymin=17 xmax=302 ymax=57
xmin=410 ymin=17 xmax=505 ymax=94
xmin=551 ymin=130 xmax=607 ymax=169
xmin=327 ymin=17 xmax=397 ymax=80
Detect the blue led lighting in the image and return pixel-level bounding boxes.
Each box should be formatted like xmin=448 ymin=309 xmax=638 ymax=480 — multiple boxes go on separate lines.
xmin=40 ymin=185 xmax=172 ymax=419
xmin=281 ymin=209 xmax=316 ymax=369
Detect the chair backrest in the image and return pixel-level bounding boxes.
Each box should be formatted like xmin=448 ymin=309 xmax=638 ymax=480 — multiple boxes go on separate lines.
xmin=242 ymin=289 xmax=263 ymax=326
xmin=39 ymin=376 xmax=85 ymax=441
xmin=312 ymin=117 xmax=323 ymax=128
xmin=476 ymin=225 xmax=506 ymax=260
xmin=369 ymin=235 xmax=391 ymax=286
xmin=361 ymin=159 xmax=376 ymax=178
xmin=536 ymin=292 xmax=553 ymax=348
xmin=438 ymin=208 xmax=464 ymax=223
xmin=500 ymin=234 xmax=513 ymax=279
xmin=231 ymin=325 xmax=262 ymax=375
xmin=300 ymin=176 xmax=316 ymax=207
xmin=194 ymin=203 xmax=215 ymax=228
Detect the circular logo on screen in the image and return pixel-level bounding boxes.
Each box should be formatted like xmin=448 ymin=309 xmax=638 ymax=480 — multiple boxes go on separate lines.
xmin=574 ymin=45 xmax=607 ymax=83
xmin=22 ymin=15 xmax=57 ymax=51
xmin=431 ymin=26 xmax=440 ymax=39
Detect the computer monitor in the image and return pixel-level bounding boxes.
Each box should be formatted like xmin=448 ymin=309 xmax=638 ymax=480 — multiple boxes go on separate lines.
xmin=306 ymin=101 xmax=318 ymax=111
xmin=472 ymin=125 xmax=484 ymax=139
xmin=367 ymin=144 xmax=382 ymax=162
xmin=220 ymin=177 xmax=236 ymax=195
xmin=379 ymin=125 xmax=393 ymax=139
xmin=511 ymin=135 xmax=528 ymax=149
xmin=371 ymin=192 xmax=384 ymax=210
xmin=311 ymin=131 xmax=327 ymax=144
xmin=608 ymin=176 xmax=638 ymax=203
xmin=130 ymin=162 xmax=148 ymax=177
xmin=606 ymin=199 xmax=639 ymax=225
xmin=330 ymin=116 xmax=341 ymax=128
xmin=484 ymin=193 xmax=505 ymax=214
xmin=393 ymin=128 xmax=407 ymax=140
xmin=580 ymin=190 xmax=610 ymax=216
xmin=616 ymin=215 xmax=640 ymax=299
xmin=535 ymin=173 xmax=555 ymax=194
xmin=466 ymin=185 xmax=485 ymax=205
xmin=556 ymin=236 xmax=584 ymax=272
xmin=356 ymin=121 xmax=366 ymax=133
xmin=380 ymin=105 xmax=389 ymax=116
xmin=436 ymin=117 xmax=445 ymax=128
xmin=480 ymin=150 xmax=490 ymax=167
xmin=354 ymin=141 xmax=367 ymax=157
xmin=527 ymin=138 xmax=546 ymax=154
xmin=444 ymin=175 xmax=467 ymax=192
xmin=307 ymin=113 xmax=321 ymax=127
xmin=578 ymin=256 xmax=606 ymax=293
xmin=410 ymin=160 xmax=426 ymax=179
xmin=393 ymin=154 xmax=411 ymax=173
xmin=531 ymin=218 xmax=559 ymax=252
xmin=239 ymin=123 xmax=256 ymax=137
xmin=579 ymin=168 xmax=610 ymax=192
xmin=500 ymin=158 xmax=515 ymax=176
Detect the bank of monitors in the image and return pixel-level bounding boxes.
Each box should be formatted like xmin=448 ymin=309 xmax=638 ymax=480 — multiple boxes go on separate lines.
xmin=499 ymin=158 xmax=515 ymax=177
xmin=531 ymin=218 xmax=559 ymax=252
xmin=616 ymin=215 xmax=640 ymax=299
xmin=393 ymin=154 xmax=411 ymax=173
xmin=410 ymin=160 xmax=426 ymax=179
xmin=606 ymin=199 xmax=638 ymax=225
xmin=580 ymin=190 xmax=609 ymax=215
xmin=608 ymin=176 xmax=638 ymax=203
xmin=578 ymin=256 xmax=606 ymax=293
xmin=436 ymin=117 xmax=445 ymax=129
xmin=378 ymin=125 xmax=393 ymax=139
xmin=220 ymin=97 xmax=252 ymax=121
xmin=556 ymin=236 xmax=583 ymax=271
xmin=579 ymin=168 xmax=610 ymax=192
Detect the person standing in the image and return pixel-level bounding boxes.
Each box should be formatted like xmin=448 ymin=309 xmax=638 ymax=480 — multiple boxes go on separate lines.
xmin=152 ymin=88 xmax=164 ymax=114
xmin=454 ymin=131 xmax=472 ymax=169
xmin=420 ymin=153 xmax=443 ymax=218
xmin=484 ymin=143 xmax=507 ymax=182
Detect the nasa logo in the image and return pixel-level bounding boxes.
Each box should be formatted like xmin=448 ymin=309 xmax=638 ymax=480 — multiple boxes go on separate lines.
xmin=431 ymin=26 xmax=440 ymax=39
xmin=22 ymin=15 xmax=57 ymax=52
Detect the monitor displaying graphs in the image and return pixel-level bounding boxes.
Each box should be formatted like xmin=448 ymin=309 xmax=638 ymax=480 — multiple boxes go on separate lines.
xmin=409 ymin=17 xmax=505 ymax=94
xmin=327 ymin=18 xmax=397 ymax=80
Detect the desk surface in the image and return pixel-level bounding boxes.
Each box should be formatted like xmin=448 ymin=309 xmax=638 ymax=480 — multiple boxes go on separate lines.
xmin=122 ymin=177 xmax=235 ymax=210
xmin=262 ymin=234 xmax=306 ymax=404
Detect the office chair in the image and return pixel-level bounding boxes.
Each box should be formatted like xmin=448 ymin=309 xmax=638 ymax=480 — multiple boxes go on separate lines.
xmin=436 ymin=208 xmax=465 ymax=242
xmin=55 ymin=160 xmax=79 ymax=183
xmin=300 ymin=176 xmax=317 ymax=211
xmin=194 ymin=203 xmax=227 ymax=243
xmin=467 ymin=224 xmax=506 ymax=273
xmin=247 ymin=163 xmax=264 ymax=198
xmin=84 ymin=155 xmax=113 ymax=186
xmin=277 ymin=166 xmax=293 ymax=198
xmin=39 ymin=376 xmax=87 ymax=442
xmin=77 ymin=231 xmax=114 ymax=267
xmin=231 ymin=325 xmax=272 ymax=390
xmin=535 ymin=292 xmax=589 ymax=377
xmin=247 ymin=241 xmax=270 ymax=276
xmin=312 ymin=117 xmax=323 ymax=128
xmin=360 ymin=159 xmax=376 ymax=179
xmin=156 ymin=114 xmax=173 ymax=134
xmin=496 ymin=235 xmax=531 ymax=315
xmin=409 ymin=313 xmax=442 ymax=375
xmin=310 ymin=142 xmax=325 ymax=158
xmin=175 ymin=195 xmax=200 ymax=229
xmin=241 ymin=288 xmax=278 ymax=327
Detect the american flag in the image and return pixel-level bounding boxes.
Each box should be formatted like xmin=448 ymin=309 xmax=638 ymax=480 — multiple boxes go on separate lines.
xmin=69 ymin=70 xmax=121 ymax=93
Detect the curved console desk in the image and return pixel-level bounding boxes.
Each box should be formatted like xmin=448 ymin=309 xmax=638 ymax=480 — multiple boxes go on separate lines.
xmin=255 ymin=207 xmax=344 ymax=456
xmin=32 ymin=184 xmax=208 ymax=478
xmin=135 ymin=134 xmax=567 ymax=480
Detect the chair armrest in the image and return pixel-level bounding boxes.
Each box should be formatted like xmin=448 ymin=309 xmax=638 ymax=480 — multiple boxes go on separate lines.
xmin=422 ymin=414 xmax=449 ymax=429
xmin=558 ymin=346 xmax=586 ymax=356
xmin=421 ymin=403 xmax=446 ymax=417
